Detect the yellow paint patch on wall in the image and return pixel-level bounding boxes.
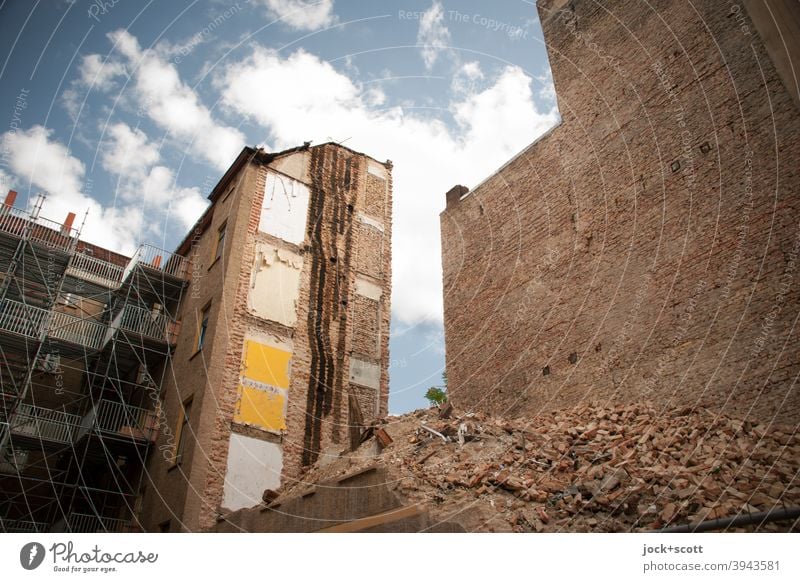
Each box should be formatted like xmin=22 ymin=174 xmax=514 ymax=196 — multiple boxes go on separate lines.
xmin=234 ymin=380 xmax=287 ymax=432
xmin=243 ymin=341 xmax=291 ymax=389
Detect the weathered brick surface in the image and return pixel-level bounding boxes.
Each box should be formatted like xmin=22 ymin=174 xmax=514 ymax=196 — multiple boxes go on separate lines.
xmin=351 ymin=295 xmax=381 ymax=358
xmin=441 ymin=0 xmax=800 ymax=426
xmin=356 ymin=224 xmax=384 ymax=279
xmin=350 ymin=382 xmax=378 ymax=422
xmin=364 ymin=174 xmax=387 ymax=218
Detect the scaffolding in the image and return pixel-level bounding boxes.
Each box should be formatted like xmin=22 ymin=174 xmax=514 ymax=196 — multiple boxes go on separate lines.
xmin=0 ymin=192 xmax=188 ymax=533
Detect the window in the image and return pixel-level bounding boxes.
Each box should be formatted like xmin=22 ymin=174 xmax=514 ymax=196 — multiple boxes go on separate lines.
xmin=196 ymin=303 xmax=211 ymax=352
xmin=172 ymin=397 xmax=193 ymax=466
xmin=213 ymin=222 xmax=226 ymax=263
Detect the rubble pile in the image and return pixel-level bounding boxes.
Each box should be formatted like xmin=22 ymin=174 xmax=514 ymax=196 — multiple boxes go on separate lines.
xmin=283 ymin=402 xmax=800 ymax=532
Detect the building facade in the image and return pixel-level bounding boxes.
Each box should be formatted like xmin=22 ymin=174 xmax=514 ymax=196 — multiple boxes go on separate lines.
xmin=0 ymin=141 xmax=392 ymax=533
xmin=441 ymin=0 xmax=800 ymax=425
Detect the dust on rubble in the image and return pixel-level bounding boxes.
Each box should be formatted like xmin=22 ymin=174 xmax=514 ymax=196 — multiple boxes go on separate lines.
xmin=277 ymin=402 xmax=799 ymax=532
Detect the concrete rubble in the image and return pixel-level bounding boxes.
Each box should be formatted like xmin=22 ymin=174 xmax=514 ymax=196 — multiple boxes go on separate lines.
xmin=273 ymin=402 xmax=799 ymax=532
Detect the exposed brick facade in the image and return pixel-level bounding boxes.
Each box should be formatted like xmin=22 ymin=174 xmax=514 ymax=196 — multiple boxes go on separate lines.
xmin=351 ymin=295 xmax=381 ymax=358
xmin=441 ymin=0 xmax=800 ymax=426
xmin=140 ymin=144 xmax=392 ymax=531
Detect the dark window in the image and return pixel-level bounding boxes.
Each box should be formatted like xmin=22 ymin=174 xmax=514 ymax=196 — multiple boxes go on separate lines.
xmin=173 ymin=397 xmax=193 ymax=466
xmin=214 ymin=223 xmax=226 ymax=262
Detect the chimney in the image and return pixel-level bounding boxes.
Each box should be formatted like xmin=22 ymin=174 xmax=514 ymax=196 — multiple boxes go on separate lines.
xmin=4 ymin=190 xmax=17 ymax=208
xmin=445 ymin=185 xmax=469 ymax=209
xmin=61 ymin=212 xmax=76 ymax=236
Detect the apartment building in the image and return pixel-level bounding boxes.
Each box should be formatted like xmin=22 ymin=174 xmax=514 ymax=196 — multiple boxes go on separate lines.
xmin=0 ymin=141 xmax=392 ymax=532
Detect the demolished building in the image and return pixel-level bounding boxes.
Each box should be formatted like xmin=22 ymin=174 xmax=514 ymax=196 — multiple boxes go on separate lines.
xmin=0 ymin=142 xmax=393 ymax=532
xmin=441 ymin=0 xmax=800 ymax=425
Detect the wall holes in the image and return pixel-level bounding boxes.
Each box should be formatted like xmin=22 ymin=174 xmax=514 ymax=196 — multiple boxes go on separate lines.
xmin=542 ymin=365 xmax=551 ymax=376
xmin=568 ymin=352 xmax=578 ymax=364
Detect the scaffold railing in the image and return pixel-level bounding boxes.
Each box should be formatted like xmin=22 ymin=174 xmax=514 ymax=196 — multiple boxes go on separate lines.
xmin=118 ymin=303 xmax=178 ymax=344
xmin=0 ymin=518 xmax=49 ymax=533
xmin=122 ymin=243 xmax=189 ymax=282
xmin=0 ymin=299 xmax=106 ymax=350
xmin=90 ymin=399 xmax=158 ymax=442
xmin=10 ymin=403 xmax=80 ymax=444
xmin=65 ymin=512 xmax=136 ymax=533
xmin=67 ymin=252 xmax=124 ymax=288
xmin=0 ymin=202 xmax=78 ymax=252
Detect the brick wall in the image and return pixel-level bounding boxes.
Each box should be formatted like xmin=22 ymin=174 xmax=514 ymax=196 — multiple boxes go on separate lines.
xmin=441 ymin=0 xmax=800 ymax=426
xmin=141 ymin=144 xmax=392 ymax=530
xmin=351 ymin=295 xmax=381 ymax=358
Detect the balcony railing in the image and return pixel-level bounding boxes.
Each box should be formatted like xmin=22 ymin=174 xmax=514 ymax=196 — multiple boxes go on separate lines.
xmin=0 ymin=299 xmax=106 ymax=350
xmin=117 ymin=304 xmax=178 ymax=344
xmin=0 ymin=299 xmax=43 ymax=338
xmin=65 ymin=513 xmax=137 ymax=533
xmin=123 ymin=243 xmax=189 ymax=282
xmin=89 ymin=399 xmax=159 ymax=443
xmin=0 ymin=519 xmax=48 ymax=533
xmin=49 ymin=309 xmax=107 ymax=349
xmin=0 ymin=203 xmax=77 ymax=252
xmin=66 ymin=252 xmax=124 ymax=289
xmin=10 ymin=404 xmax=80 ymax=444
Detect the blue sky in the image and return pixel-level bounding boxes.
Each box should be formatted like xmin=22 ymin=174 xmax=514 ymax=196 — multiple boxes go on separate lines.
xmin=0 ymin=0 xmax=558 ymax=413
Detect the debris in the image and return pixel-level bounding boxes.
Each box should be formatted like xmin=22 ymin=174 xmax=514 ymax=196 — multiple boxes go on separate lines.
xmin=438 ymin=401 xmax=454 ymax=419
xmin=420 ymin=424 xmax=448 ymax=443
xmin=375 ymin=428 xmax=393 ymax=448
xmin=276 ymin=400 xmax=799 ymax=532
xmin=262 ymin=489 xmax=280 ymax=504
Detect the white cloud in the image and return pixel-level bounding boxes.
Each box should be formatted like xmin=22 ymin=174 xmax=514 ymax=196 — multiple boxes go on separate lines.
xmin=104 ymin=29 xmax=245 ymax=171
xmin=79 ymin=54 xmax=127 ymax=91
xmin=139 ymin=165 xmax=207 ymax=231
xmin=2 ymin=125 xmax=86 ymax=205
xmin=451 ymin=60 xmax=484 ymax=94
xmin=536 ymin=68 xmax=557 ymax=103
xmin=417 ymin=1 xmax=451 ymax=71
xmin=0 ymin=125 xmax=138 ymax=252
xmin=102 ymin=122 xmax=160 ymax=177
xmin=260 ymin=0 xmax=336 ymax=31
xmin=101 ymin=122 xmax=208 ymax=232
xmin=219 ymin=48 xmax=558 ymax=325
xmin=0 ymin=168 xmax=15 ymax=198
xmin=454 ymin=66 xmax=548 ymax=155
xmin=0 ymin=124 xmax=207 ymax=253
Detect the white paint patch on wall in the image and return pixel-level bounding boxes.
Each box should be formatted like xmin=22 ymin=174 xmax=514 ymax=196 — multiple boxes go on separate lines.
xmin=349 ymin=356 xmax=381 ymax=389
xmin=245 ymin=329 xmax=293 ymax=353
xmin=357 ymin=212 xmax=384 ymax=233
xmin=259 ymin=171 xmax=310 ymax=245
xmin=367 ymin=161 xmax=388 ymax=179
xmin=221 ymin=434 xmax=283 ymax=511
xmin=249 ymin=243 xmax=303 ymax=326
xmin=355 ymin=276 xmax=382 ymax=301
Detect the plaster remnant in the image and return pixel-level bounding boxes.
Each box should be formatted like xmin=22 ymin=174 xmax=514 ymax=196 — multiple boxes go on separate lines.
xmin=357 ymin=212 xmax=384 ymax=233
xmin=355 ymin=276 xmax=383 ymax=300
xmin=349 ymin=356 xmax=381 ymax=390
xmin=259 ymin=171 xmax=310 ymax=245
xmin=221 ymin=434 xmax=283 ymax=511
